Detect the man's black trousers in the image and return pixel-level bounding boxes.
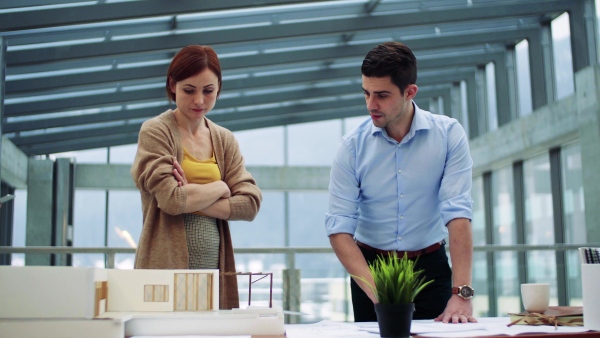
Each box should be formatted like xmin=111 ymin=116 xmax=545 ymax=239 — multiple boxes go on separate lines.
xmin=350 ymin=244 xmax=452 ymax=322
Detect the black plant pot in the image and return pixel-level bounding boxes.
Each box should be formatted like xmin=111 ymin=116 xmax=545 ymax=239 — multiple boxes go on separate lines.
xmin=374 ymin=302 xmax=415 ymax=338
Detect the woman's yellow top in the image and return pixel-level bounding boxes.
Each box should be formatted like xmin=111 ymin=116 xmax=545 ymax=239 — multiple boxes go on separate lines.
xmin=181 ymin=147 xmax=221 ymax=215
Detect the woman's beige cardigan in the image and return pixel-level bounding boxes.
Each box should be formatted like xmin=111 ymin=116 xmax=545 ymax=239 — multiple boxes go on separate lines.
xmin=131 ymin=110 xmax=262 ymax=309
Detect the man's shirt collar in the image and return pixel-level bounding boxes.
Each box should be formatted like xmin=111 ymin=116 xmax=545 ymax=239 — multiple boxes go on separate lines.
xmin=370 ymin=101 xmax=431 ymax=142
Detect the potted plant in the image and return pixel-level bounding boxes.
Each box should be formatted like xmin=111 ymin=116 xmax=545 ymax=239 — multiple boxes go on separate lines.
xmin=354 ymin=254 xmax=434 ymax=338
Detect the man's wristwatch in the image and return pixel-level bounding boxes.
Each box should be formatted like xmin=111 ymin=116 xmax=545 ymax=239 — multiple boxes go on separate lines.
xmin=452 ymin=285 xmax=475 ymax=299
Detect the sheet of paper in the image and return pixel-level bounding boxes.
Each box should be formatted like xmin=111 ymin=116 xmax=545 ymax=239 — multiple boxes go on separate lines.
xmin=410 ymin=320 xmax=489 ymax=333
xmin=285 ymin=320 xmax=377 ymax=337
xmin=412 ymin=317 xmax=591 ymax=337
xmin=284 ymin=318 xmax=594 ymax=338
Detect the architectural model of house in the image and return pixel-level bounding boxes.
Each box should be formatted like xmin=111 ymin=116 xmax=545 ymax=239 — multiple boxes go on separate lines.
xmin=0 ymin=266 xmax=284 ymax=338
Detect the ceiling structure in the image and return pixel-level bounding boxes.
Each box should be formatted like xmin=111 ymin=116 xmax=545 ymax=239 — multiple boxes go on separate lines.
xmin=0 ymin=0 xmax=593 ymax=155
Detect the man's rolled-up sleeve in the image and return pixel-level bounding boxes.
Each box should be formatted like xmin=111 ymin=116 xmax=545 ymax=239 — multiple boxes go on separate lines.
xmin=439 ymin=121 xmax=473 ymax=225
xmin=326 ymin=142 xmax=360 ymax=236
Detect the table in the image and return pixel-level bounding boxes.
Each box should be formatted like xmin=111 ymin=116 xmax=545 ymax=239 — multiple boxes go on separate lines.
xmin=280 ymin=318 xmax=600 ymax=338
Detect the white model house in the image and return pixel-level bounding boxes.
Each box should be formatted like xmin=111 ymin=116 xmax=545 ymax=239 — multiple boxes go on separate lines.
xmin=0 ymin=266 xmax=284 ymax=338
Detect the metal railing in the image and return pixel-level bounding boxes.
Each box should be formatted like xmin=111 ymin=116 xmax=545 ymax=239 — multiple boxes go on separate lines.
xmin=2 ymin=243 xmax=596 ymax=267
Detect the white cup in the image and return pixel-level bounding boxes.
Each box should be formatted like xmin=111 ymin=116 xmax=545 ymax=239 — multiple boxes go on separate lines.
xmin=521 ymin=283 xmax=550 ymax=313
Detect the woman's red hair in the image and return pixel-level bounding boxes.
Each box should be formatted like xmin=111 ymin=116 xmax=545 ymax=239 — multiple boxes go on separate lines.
xmin=165 ymin=45 xmax=222 ymax=101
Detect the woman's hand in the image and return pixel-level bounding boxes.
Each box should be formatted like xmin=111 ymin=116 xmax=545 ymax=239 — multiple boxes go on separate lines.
xmin=172 ymin=157 xmax=187 ymax=186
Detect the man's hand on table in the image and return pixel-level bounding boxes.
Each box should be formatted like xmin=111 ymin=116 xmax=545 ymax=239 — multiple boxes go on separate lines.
xmin=434 ymin=295 xmax=478 ymax=324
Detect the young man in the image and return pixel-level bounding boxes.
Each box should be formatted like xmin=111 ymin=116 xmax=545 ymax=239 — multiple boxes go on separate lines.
xmin=325 ymin=42 xmax=477 ymax=324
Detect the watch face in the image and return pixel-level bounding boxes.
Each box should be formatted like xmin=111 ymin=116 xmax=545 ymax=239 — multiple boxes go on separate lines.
xmin=460 ymin=286 xmax=473 ymax=298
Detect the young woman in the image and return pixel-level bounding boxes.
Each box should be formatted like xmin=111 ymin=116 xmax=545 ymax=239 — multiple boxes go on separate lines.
xmin=131 ymin=45 xmax=262 ymax=309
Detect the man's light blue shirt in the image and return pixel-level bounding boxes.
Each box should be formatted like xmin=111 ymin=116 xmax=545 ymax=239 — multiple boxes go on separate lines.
xmin=325 ymin=103 xmax=473 ymax=251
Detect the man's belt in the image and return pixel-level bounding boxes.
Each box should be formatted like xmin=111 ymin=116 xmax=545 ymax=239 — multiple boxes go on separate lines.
xmin=355 ymin=239 xmax=445 ymax=259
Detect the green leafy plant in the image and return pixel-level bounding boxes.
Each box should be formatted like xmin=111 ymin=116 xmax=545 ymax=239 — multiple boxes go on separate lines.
xmin=354 ymin=254 xmax=434 ymax=304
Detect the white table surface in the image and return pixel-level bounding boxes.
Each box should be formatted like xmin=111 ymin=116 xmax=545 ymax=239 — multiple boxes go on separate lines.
xmin=283 ymin=317 xmax=594 ymax=338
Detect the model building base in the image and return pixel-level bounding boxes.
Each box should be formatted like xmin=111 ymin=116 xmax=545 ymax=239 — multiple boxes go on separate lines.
xmin=0 ymin=266 xmax=285 ymax=337
xmin=0 ymin=317 xmax=126 ymax=338
xmin=104 ymin=307 xmax=284 ymax=336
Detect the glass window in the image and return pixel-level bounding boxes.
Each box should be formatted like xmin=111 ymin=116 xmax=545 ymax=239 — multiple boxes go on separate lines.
xmin=515 ymin=40 xmax=533 ymax=116
xmin=296 ymin=253 xmax=349 ymax=323
xmin=343 ymin=116 xmax=368 ymax=136
xmin=523 ymin=153 xmax=557 ymax=303
xmin=109 ymin=144 xmax=138 ymax=164
xmin=523 ymin=154 xmax=555 ymax=245
xmin=471 ymin=176 xmax=489 ymax=317
xmin=230 ymin=191 xmax=285 ymax=248
xmin=51 ymin=147 xmax=107 ymax=164
xmin=289 ymin=191 xmax=330 ymax=247
xmin=73 ymin=189 xmax=107 ymax=268
xmin=288 ymin=120 xmax=342 ymax=166
xmin=107 ymin=190 xmax=142 ymax=269
xmin=561 ymin=143 xmax=585 ymax=305
xmin=10 ymin=189 xmax=27 ymax=266
xmin=551 ymin=13 xmax=575 ymax=100
xmin=234 ymin=126 xmax=285 ymax=166
xmin=472 ymin=176 xmax=487 ymax=246
xmin=485 ymin=62 xmax=498 ymax=131
xmin=561 ymin=144 xmax=586 ymax=243
xmin=492 ymin=166 xmax=518 ymax=316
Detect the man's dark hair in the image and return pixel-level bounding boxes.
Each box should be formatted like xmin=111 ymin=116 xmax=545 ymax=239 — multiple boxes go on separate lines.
xmin=361 ymin=42 xmax=417 ymax=94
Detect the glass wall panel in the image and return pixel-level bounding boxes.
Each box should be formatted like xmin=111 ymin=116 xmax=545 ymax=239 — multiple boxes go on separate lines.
xmin=234 ymin=126 xmax=285 ymax=166
xmin=471 ymin=176 xmax=489 ymax=316
xmin=114 ymin=253 xmax=136 ymax=269
xmin=288 ymin=120 xmax=342 ymax=166
xmin=107 ymin=190 xmax=142 ymax=269
xmin=231 ymin=191 xmax=286 ymax=310
xmin=230 ymin=191 xmax=285 ymax=248
xmin=289 ymin=191 xmax=329 ymax=247
xmin=561 ymin=143 xmax=586 ymax=305
xmin=523 ymin=153 xmax=557 ymax=303
xmin=343 ymin=116 xmax=368 ymax=135
xmin=109 ymin=144 xmax=137 ymax=164
xmin=10 ymin=189 xmax=27 ymax=266
xmin=485 ymin=62 xmax=498 ymax=131
xmin=73 ymin=190 xmax=106 ymax=267
xmin=51 ymin=147 xmax=107 ymax=164
xmin=297 ymin=253 xmax=349 ymax=323
xmin=515 ymin=40 xmax=533 ymax=116
xmin=285 ymin=191 xmax=344 ymax=322
xmin=551 ymin=13 xmax=575 ymax=100
xmin=492 ymin=166 xmax=518 ymax=315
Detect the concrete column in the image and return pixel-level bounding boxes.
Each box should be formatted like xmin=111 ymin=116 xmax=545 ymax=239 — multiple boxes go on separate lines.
xmin=505 ymin=46 xmax=519 ymax=122
xmin=528 ymin=28 xmax=552 ymax=110
xmin=53 ymin=158 xmax=74 ymax=266
xmin=25 ymin=159 xmax=54 ymax=265
xmin=575 ymin=65 xmax=600 ymax=243
xmin=494 ymin=51 xmax=511 ymax=127
xmin=540 ymin=25 xmax=556 ymax=104
xmin=450 ymin=82 xmax=462 ymax=121
xmin=569 ymin=0 xmax=598 ymax=72
xmin=441 ymin=90 xmax=452 ymax=118
xmin=283 ymin=251 xmax=301 ymax=324
xmin=465 ymin=74 xmax=479 ymax=139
